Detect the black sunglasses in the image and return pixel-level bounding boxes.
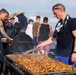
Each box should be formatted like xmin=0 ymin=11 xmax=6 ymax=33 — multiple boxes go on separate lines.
xmin=53 ymin=8 xmax=61 ymax=10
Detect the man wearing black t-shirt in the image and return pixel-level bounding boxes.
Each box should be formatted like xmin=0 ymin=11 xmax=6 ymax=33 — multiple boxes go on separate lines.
xmin=36 ymin=3 xmax=76 ymax=66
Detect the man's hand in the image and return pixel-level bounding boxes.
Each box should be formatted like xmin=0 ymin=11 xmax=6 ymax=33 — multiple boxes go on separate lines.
xmin=9 ymin=38 xmax=13 ymax=41
xmin=36 ymin=44 xmax=43 ymax=51
xmin=8 ymin=38 xmax=13 ymax=46
xmin=71 ymin=53 xmax=76 ymax=62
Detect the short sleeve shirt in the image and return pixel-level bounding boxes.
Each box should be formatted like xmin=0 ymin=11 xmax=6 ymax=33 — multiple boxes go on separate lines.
xmin=53 ymin=15 xmax=76 ymax=56
xmin=33 ymin=22 xmax=40 ymax=36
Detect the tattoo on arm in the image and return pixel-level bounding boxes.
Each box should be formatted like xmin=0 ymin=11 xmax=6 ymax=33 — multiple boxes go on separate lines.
xmin=0 ymin=24 xmax=11 ymax=40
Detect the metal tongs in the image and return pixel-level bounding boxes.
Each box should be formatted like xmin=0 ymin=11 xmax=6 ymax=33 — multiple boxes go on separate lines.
xmin=25 ymin=48 xmax=36 ymax=53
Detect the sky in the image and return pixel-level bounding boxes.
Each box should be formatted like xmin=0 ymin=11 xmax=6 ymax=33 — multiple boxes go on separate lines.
xmin=0 ymin=0 xmax=76 ymax=30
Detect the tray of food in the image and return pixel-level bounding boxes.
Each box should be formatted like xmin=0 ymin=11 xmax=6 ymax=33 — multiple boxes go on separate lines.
xmin=5 ymin=50 xmax=76 ymax=75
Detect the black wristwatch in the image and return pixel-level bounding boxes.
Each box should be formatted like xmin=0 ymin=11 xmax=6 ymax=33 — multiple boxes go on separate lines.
xmin=73 ymin=51 xmax=76 ymax=54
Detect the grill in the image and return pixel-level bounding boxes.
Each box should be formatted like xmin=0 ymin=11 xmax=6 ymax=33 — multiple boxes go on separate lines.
xmin=12 ymin=32 xmax=33 ymax=53
xmin=3 ymin=49 xmax=76 ymax=75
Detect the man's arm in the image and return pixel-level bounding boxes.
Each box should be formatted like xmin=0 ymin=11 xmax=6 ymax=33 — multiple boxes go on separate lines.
xmin=41 ymin=37 xmax=55 ymax=46
xmin=71 ymin=30 xmax=76 ymax=62
xmin=49 ymin=25 xmax=53 ymax=37
xmin=36 ymin=37 xmax=56 ymax=50
xmin=37 ymin=24 xmax=41 ymax=38
xmin=73 ymin=30 xmax=76 ymax=52
xmin=0 ymin=21 xmax=13 ymax=40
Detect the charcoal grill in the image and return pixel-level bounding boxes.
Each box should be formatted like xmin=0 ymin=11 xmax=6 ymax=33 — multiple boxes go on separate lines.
xmin=3 ymin=51 xmax=76 ymax=75
xmin=12 ymin=32 xmax=33 ymax=53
